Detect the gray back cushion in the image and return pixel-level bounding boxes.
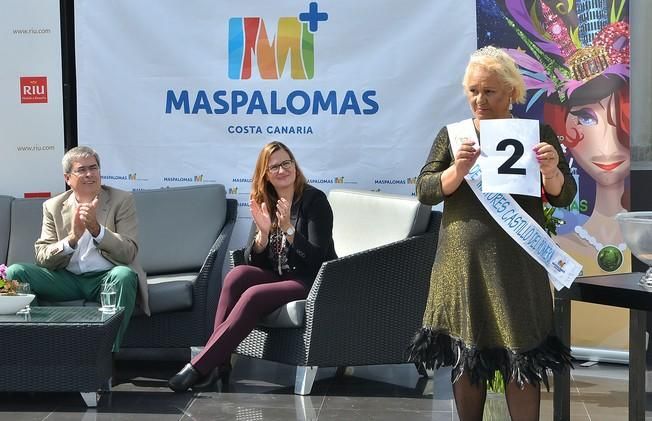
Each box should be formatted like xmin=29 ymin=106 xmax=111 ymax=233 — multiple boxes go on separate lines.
xmin=328 ymin=189 xmax=431 ymax=257
xmin=134 ymin=184 xmax=227 ymax=275
xmin=8 ymin=198 xmax=46 ymax=264
xmin=0 ymin=195 xmax=12 ymax=263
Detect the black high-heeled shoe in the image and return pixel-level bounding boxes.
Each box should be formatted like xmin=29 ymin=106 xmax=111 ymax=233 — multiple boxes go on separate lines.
xmin=218 ymin=362 xmax=232 ymax=386
xmin=192 ymin=362 xmax=232 ymax=391
xmin=168 ymin=363 xmax=201 ymax=392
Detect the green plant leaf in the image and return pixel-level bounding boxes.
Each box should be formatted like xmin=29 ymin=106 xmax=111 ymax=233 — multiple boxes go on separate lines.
xmin=543 ymin=205 xmax=565 ymax=236
xmin=488 ymin=371 xmax=506 ymax=393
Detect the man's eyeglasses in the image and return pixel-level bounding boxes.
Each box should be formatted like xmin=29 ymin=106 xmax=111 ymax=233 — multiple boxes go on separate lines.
xmin=268 ymin=159 xmax=294 ymax=174
xmin=70 ymin=164 xmax=100 ymax=176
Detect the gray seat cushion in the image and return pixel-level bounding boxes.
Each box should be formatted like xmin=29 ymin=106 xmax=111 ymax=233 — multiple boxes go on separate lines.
xmin=259 ymin=300 xmax=306 ymax=328
xmin=134 ymin=184 xmax=227 ymax=275
xmin=146 ymin=273 xmax=195 ymax=314
xmin=39 ymin=274 xmax=195 ymax=315
xmin=8 ymin=198 xmax=46 ymax=264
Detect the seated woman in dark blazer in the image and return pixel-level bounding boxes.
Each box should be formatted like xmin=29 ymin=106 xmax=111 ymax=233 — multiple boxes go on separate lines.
xmin=169 ymin=141 xmax=337 ymax=392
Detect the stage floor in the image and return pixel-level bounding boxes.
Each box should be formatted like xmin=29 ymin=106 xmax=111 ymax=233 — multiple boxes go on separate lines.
xmin=0 ymin=356 xmax=633 ymax=420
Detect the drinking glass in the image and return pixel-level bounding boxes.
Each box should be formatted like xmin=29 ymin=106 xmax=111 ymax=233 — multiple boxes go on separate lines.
xmin=99 ymin=282 xmax=118 ymax=313
xmin=16 ymin=283 xmax=31 ymax=314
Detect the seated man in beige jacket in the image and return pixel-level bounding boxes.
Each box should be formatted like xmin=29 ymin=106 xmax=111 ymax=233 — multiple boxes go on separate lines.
xmin=7 ymin=146 xmax=148 ymax=352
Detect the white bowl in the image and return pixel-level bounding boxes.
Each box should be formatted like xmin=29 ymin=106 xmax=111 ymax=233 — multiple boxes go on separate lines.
xmin=616 ymin=211 xmax=652 ymax=286
xmin=0 ymin=294 xmax=35 ymax=315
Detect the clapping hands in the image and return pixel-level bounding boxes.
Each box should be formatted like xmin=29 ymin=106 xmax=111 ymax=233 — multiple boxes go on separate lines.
xmin=275 ymin=198 xmax=291 ymax=232
xmin=250 ymin=199 xmax=272 ymax=236
xmin=70 ymin=197 xmax=100 ymax=246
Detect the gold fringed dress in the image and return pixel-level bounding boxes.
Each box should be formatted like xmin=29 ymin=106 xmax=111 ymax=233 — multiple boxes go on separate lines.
xmin=407 ymin=124 xmax=576 ymax=388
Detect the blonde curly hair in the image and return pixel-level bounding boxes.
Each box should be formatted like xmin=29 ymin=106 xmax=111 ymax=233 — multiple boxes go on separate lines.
xmin=462 ymin=46 xmax=526 ymax=104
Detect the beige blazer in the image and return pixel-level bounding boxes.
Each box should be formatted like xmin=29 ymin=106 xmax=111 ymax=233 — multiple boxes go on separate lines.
xmin=34 ymin=185 xmax=150 ymax=315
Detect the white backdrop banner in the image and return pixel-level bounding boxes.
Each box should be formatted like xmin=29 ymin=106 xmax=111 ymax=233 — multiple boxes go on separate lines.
xmin=75 ymin=1 xmax=475 ymax=245
xmin=0 ymin=0 xmax=64 ymax=198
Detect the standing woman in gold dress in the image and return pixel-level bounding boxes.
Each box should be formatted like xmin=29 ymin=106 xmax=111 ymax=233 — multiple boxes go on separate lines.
xmin=408 ymin=46 xmax=576 ymax=420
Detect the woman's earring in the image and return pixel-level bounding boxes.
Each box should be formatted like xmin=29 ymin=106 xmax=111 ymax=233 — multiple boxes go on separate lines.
xmin=508 ymin=98 xmax=513 ymax=111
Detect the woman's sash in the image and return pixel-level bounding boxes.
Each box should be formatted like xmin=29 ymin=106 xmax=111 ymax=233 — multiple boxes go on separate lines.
xmin=447 ymin=119 xmax=581 ymax=290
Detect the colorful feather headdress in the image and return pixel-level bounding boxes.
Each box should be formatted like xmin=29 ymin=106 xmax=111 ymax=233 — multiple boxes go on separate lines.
xmin=501 ymin=0 xmax=629 ymax=110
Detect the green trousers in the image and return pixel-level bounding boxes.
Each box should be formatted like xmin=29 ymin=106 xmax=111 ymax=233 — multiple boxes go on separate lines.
xmin=6 ymin=263 xmax=138 ymax=352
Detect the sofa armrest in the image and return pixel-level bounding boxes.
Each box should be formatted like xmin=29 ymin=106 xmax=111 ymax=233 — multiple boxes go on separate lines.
xmin=302 ymin=211 xmax=441 ymax=364
xmin=198 ymin=198 xmax=238 ymax=334
xmin=229 ymin=248 xmax=246 ymax=269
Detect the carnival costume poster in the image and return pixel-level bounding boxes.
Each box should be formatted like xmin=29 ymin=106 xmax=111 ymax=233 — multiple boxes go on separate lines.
xmin=478 ymin=0 xmax=631 ymax=277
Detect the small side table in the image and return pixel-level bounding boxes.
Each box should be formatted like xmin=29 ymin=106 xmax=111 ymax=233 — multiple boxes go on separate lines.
xmin=553 ymin=272 xmax=649 ymax=421
xmin=0 ymin=306 xmax=124 ymax=407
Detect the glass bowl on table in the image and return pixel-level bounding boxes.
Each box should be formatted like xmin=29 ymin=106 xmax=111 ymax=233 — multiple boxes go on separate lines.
xmin=616 ymin=211 xmax=652 ymax=287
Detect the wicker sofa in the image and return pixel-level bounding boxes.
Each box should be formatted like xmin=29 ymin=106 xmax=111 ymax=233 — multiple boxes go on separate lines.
xmin=0 ymin=184 xmax=237 ymax=360
xmin=231 ymin=189 xmax=441 ymax=395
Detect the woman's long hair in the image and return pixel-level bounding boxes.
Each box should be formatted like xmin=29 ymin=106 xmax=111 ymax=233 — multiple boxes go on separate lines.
xmin=250 ymin=141 xmax=307 ymax=226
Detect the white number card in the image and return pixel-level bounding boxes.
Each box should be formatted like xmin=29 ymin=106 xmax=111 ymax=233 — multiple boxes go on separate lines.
xmin=479 ymin=118 xmax=540 ymax=197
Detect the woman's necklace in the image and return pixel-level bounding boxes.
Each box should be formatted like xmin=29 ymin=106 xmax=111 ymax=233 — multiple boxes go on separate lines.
xmin=574 ymin=225 xmax=626 ymax=272
xmin=272 ymin=226 xmax=286 ymax=275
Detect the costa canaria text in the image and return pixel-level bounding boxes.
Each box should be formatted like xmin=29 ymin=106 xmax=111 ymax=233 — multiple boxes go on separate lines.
xmin=227 ymin=125 xmax=312 ymax=135
xmin=165 ymin=89 xmax=379 ymax=115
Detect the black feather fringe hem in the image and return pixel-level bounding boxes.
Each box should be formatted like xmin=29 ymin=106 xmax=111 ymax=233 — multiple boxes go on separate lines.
xmin=406 ymin=328 xmax=572 ymax=390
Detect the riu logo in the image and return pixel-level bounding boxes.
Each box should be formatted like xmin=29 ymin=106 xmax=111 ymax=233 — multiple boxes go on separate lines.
xmin=20 ymin=76 xmax=48 ymax=103
xmin=128 ymin=173 xmax=137 ymax=181
xmin=228 ymin=2 xmax=328 ymax=80
xmin=194 ymin=175 xmax=204 ymax=182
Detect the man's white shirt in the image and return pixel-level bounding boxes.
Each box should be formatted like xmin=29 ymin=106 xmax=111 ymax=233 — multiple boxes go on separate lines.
xmin=62 ymin=225 xmax=114 ymax=274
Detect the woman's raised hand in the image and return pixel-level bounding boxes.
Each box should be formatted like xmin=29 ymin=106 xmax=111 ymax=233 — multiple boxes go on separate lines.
xmin=454 ymin=139 xmax=481 ymax=176
xmin=276 ymin=198 xmax=292 ymax=232
xmin=250 ymin=199 xmax=271 ymax=236
xmin=534 ymin=142 xmax=560 ymax=179
xmin=535 ymin=142 xmax=564 ymax=196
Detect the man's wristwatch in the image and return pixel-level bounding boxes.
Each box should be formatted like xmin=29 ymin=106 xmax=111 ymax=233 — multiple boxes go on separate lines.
xmin=284 ymin=226 xmax=296 ymax=236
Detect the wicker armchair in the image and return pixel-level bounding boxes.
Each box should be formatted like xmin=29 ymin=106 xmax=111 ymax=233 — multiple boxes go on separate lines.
xmin=231 ymin=189 xmax=441 ymax=394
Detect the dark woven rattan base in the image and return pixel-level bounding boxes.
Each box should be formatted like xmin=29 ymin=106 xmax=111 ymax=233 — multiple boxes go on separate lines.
xmin=0 ymin=307 xmax=123 ymax=392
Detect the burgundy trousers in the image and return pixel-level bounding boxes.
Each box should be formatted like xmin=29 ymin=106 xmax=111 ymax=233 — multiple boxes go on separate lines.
xmin=191 ymin=265 xmax=309 ymax=375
